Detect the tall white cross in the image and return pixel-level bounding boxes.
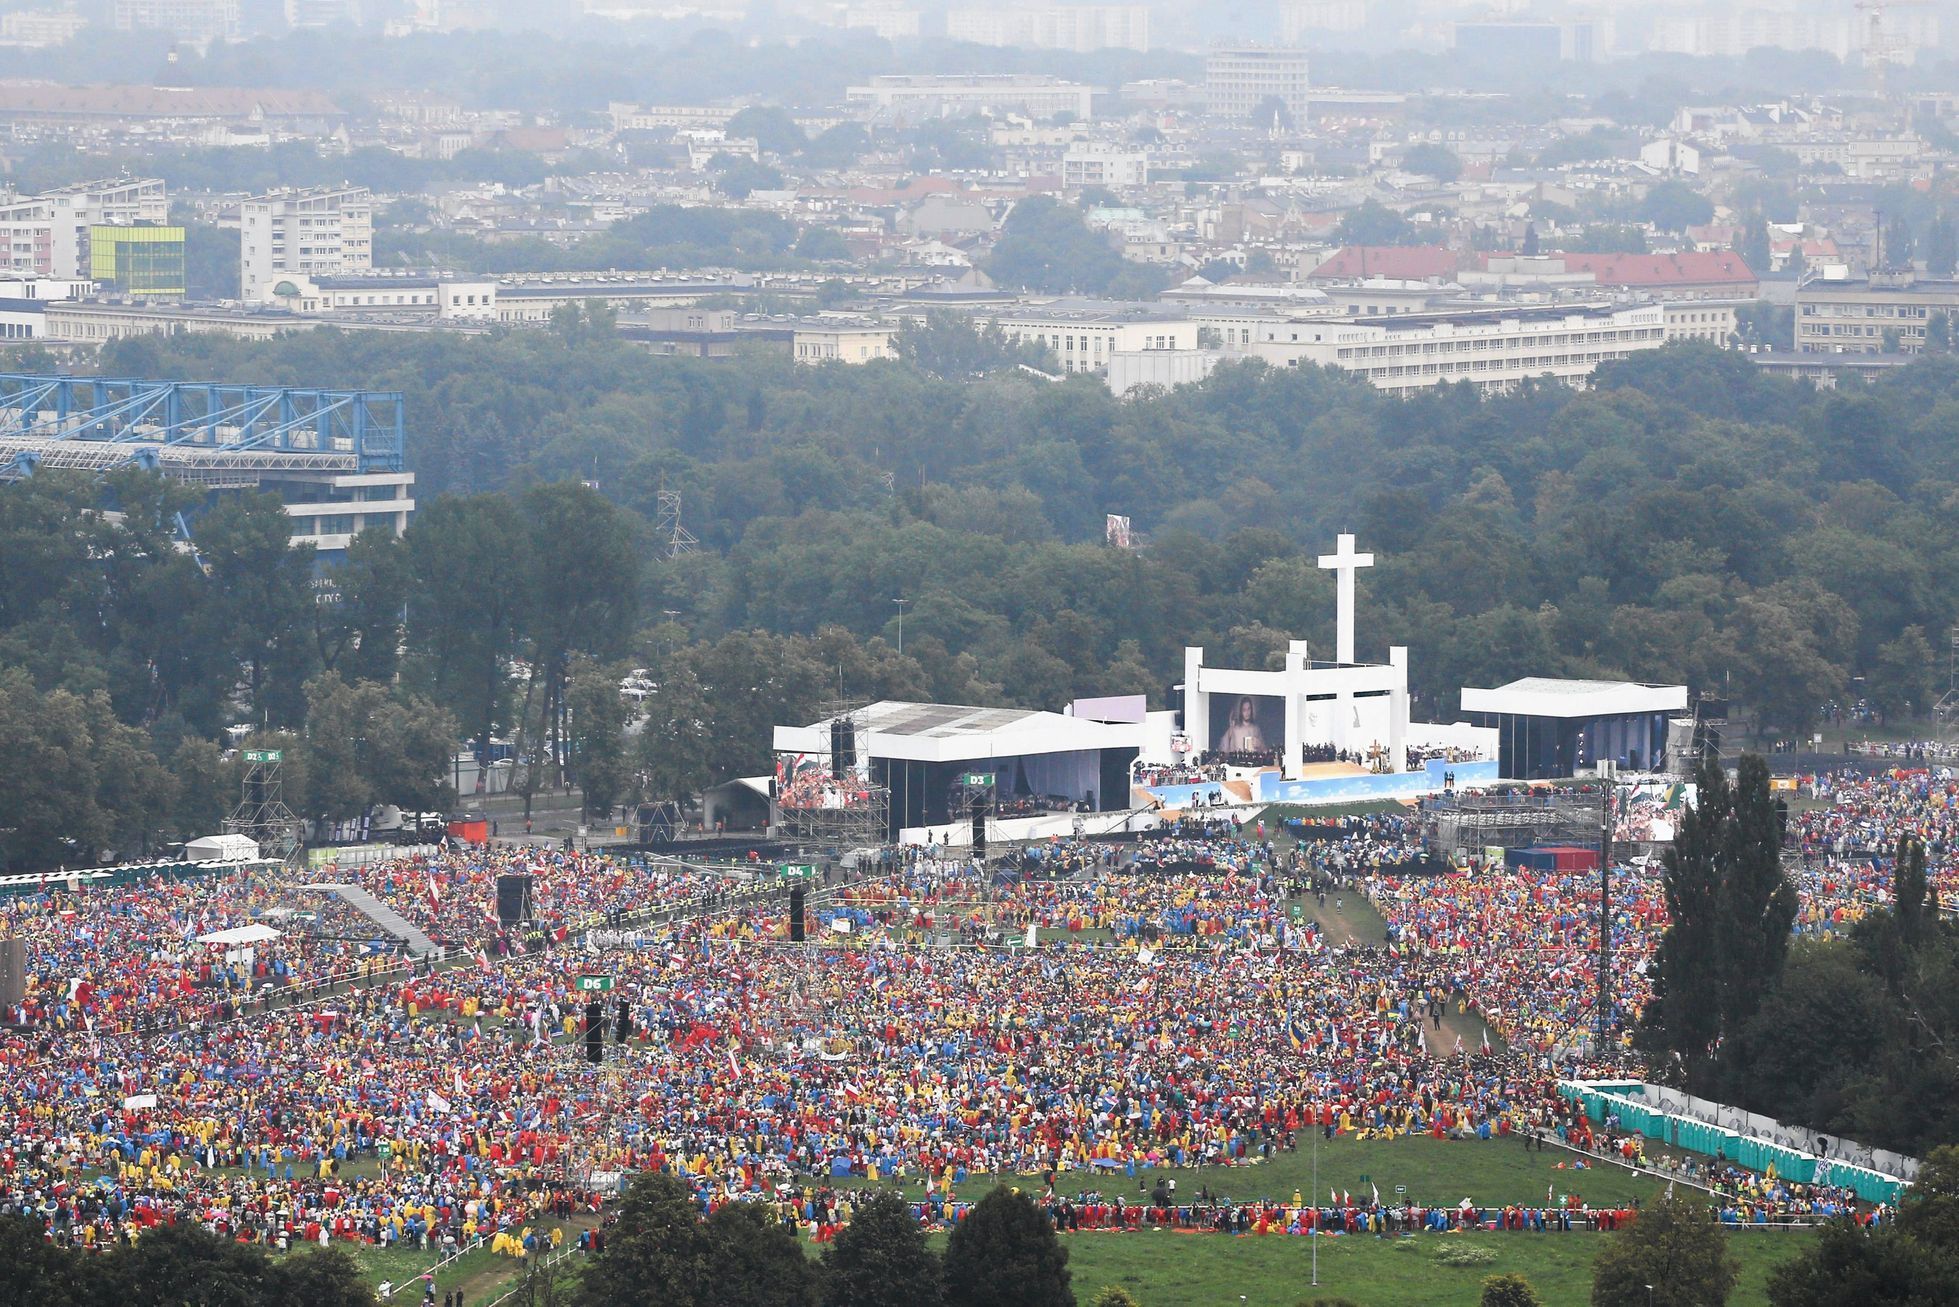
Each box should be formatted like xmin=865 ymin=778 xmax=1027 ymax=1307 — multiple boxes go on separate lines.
xmin=1317 ymin=532 xmax=1374 ymax=664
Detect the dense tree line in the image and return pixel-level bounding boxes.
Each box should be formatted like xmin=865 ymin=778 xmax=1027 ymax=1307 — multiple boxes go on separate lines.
xmin=1640 ymin=759 xmax=1959 ymax=1157
xmin=0 ymin=1216 xmax=372 ymax=1307
xmin=91 ymin=329 xmax=1959 ymax=729
xmin=571 ymin=1174 xmax=1071 ymax=1307
xmin=9 ymin=329 xmax=1959 ymax=863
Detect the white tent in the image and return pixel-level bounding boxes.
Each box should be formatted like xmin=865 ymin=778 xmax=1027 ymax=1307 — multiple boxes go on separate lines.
xmin=184 ymin=834 xmax=259 ymax=863
xmin=195 ymin=923 xmax=281 ymax=946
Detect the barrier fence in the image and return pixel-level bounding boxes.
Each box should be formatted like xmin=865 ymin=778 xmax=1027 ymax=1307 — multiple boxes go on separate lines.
xmin=1558 ymin=1080 xmax=1912 ymax=1205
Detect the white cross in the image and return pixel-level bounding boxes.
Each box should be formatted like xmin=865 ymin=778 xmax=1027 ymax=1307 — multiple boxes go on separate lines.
xmin=1317 ymin=532 xmax=1373 ymax=664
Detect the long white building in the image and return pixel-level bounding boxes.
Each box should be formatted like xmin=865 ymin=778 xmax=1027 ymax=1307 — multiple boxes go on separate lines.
xmin=240 ymin=186 xmax=373 ymax=300
xmin=1205 ymin=47 xmax=1311 ymax=123
xmin=1251 ymin=302 xmax=1667 ymax=395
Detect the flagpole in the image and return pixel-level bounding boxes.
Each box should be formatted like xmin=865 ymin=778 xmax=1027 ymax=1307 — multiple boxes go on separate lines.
xmin=1311 ymin=1122 xmax=1319 ymax=1286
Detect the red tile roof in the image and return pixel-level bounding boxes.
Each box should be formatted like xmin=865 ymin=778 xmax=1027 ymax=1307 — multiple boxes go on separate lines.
xmin=1555 ymin=251 xmax=1758 ymax=288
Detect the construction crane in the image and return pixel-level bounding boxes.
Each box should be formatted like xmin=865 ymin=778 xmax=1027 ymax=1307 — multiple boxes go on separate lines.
xmin=1855 ymin=0 xmax=1931 ymax=102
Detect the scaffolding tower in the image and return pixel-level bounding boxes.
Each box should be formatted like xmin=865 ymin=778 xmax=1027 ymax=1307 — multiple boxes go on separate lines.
xmin=226 ymin=748 xmax=301 ymax=863
xmin=773 ymin=702 xmax=889 ymax=849
xmin=1422 ymin=788 xmax=1605 ymax=858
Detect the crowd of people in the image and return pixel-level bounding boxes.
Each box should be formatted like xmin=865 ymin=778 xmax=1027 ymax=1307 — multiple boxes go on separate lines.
xmin=7 ymin=778 xmax=1933 ymax=1266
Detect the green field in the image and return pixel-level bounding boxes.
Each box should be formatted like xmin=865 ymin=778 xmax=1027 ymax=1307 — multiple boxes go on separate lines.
xmin=1056 ymin=1226 xmax=1809 ymax=1307
xmin=837 ymin=1134 xmax=1674 ymax=1212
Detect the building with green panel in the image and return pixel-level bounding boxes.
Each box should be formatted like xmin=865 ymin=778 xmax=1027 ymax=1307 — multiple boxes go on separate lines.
xmin=88 ymin=225 xmax=186 ymax=297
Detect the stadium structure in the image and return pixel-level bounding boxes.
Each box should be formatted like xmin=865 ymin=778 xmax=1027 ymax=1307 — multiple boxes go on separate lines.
xmin=0 ymin=372 xmax=413 ymax=558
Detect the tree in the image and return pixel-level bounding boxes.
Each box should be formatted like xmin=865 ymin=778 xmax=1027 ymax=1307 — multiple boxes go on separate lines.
xmin=93 ymin=1219 xmax=274 ymax=1307
xmin=1403 ymin=143 xmax=1463 ymax=182
xmin=819 ymin=1189 xmax=942 ymax=1307
xmin=314 ymin=525 xmax=408 ymax=683
xmin=0 ymin=668 xmax=172 ymax=870
xmin=725 ymin=105 xmax=807 ymax=155
xmin=1249 ymin=94 xmax=1293 ymax=131
xmin=943 ymin=1187 xmax=1071 ymax=1307
xmin=1737 ymin=219 xmax=1772 ymax=276
xmin=302 ymin=673 xmax=456 ymax=822
xmin=795 ymin=227 xmax=851 ymax=261
xmin=263 ymin=1246 xmax=378 ymax=1307
xmin=1090 ymin=1291 xmax=1140 ymax=1307
xmin=198 ymin=491 xmax=318 ymax=727
xmin=574 ymin=1173 xmax=710 ymax=1307
xmin=1925 ymin=213 xmax=1957 ymax=277
xmin=711 ymin=154 xmax=784 ymax=201
xmin=1480 ymin=1274 xmax=1543 ymax=1307
xmin=1870 ymin=623 xmax=1936 ymax=718
xmin=1769 ymin=1147 xmax=1959 ymax=1306
xmin=702 ymin=1200 xmax=820 ymax=1307
xmin=1883 ymin=212 xmax=1914 ymax=271
xmin=897 ymin=313 xmax=1053 ymax=379
xmin=1522 ymin=222 xmax=1540 ymax=256
xmin=1332 ymin=199 xmax=1417 ymax=246
xmin=404 ymin=493 xmax=529 ymax=764
xmin=1638 ymin=751 xmax=1730 ymax=1077
xmin=1717 ymin=752 xmax=1799 ymax=1068
xmin=567 ymin=657 xmax=631 ymax=818
xmin=987 ymin=197 xmax=1149 ymax=297
xmin=637 ymin=662 xmax=716 ymax=802
xmin=1591 ymin=1192 xmax=1738 ymax=1307
xmin=1639 ymin=180 xmax=1715 ymax=232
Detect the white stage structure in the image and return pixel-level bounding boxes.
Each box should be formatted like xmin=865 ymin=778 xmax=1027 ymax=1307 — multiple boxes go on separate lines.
xmin=1183 ymin=532 xmax=1411 ymax=779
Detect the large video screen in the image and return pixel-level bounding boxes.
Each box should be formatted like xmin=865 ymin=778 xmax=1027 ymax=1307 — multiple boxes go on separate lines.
xmin=1207 ymin=694 xmax=1285 ymax=760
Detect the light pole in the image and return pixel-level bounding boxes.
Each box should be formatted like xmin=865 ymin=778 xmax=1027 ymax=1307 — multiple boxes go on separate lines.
xmin=893 ymin=597 xmax=909 ymax=655
xmin=1311 ymin=1122 xmax=1320 ymax=1286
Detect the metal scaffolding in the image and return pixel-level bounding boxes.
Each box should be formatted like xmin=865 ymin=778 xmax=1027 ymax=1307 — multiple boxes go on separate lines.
xmin=226 ymin=748 xmax=301 ymax=863
xmin=0 ymin=373 xmax=405 ymax=480
xmin=1422 ymin=788 xmax=1605 ymax=856
xmin=773 ymin=703 xmax=889 ymax=849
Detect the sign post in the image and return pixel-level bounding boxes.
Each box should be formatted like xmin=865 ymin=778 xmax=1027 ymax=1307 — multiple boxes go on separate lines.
xmin=576 ymin=975 xmax=614 ymax=993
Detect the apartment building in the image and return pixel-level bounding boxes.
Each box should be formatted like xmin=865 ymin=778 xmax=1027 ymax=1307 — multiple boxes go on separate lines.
xmin=986 ymin=307 xmax=1199 ymax=375
xmin=1062 ymin=146 xmax=1148 ymax=189
xmin=0 ymin=178 xmax=169 ymax=280
xmin=240 ymin=187 xmax=373 ymax=299
xmin=793 ymin=322 xmax=898 ymax=364
xmin=1250 ymin=303 xmax=1667 ymax=394
xmin=1204 ymin=47 xmax=1311 ymax=124
xmin=1795 ymin=276 xmax=1959 ymax=355
xmin=946 ymin=6 xmax=1149 ymax=53
xmin=1663 ymin=300 xmax=1740 ymax=345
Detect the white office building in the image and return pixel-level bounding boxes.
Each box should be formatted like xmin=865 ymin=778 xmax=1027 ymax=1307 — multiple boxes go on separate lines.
xmin=1251 ymin=302 xmax=1667 ymax=395
xmin=985 ymin=307 xmax=1199 ymax=375
xmin=1062 ymin=146 xmax=1148 ymax=189
xmin=240 ymin=186 xmax=373 ymax=300
xmin=1205 ymin=47 xmax=1312 ymax=124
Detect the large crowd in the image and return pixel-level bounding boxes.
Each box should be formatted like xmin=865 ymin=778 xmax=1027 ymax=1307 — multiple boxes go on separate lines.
xmin=9 ymin=766 xmax=1946 ymax=1263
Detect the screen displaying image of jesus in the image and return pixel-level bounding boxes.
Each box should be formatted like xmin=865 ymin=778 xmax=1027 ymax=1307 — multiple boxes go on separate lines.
xmin=1209 ymin=694 xmax=1284 ymax=759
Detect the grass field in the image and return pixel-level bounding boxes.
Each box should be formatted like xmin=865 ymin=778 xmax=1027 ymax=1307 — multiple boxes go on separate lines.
xmin=1055 ymin=1225 xmax=1809 ymax=1307
xmin=832 ymin=1134 xmax=1675 ymax=1214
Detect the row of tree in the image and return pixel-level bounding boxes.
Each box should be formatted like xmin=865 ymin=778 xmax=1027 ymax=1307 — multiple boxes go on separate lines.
xmin=1639 ymin=756 xmax=1959 ymax=1157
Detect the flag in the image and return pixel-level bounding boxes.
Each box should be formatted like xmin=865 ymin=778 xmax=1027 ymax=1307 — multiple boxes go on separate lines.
xmin=478 ymin=948 xmax=492 ymax=973
xmin=1481 ymin=1027 xmax=1491 ymax=1053
xmin=726 ymin=1048 xmax=741 ymax=1079
xmin=1025 ymin=922 xmax=1038 ymax=948
xmin=453 ymin=1067 xmax=465 ymax=1099
xmin=427 ymin=1091 xmax=452 ymax=1113
xmin=426 ymin=874 xmax=441 ymax=908
xmin=1371 ymin=1183 xmax=1379 ymax=1206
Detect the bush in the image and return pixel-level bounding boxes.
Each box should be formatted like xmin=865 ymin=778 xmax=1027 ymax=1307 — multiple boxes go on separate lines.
xmin=1433 ymin=1243 xmax=1498 ymax=1267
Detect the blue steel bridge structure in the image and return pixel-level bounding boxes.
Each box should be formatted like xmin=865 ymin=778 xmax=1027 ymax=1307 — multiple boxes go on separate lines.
xmin=0 ymin=373 xmax=404 ymax=483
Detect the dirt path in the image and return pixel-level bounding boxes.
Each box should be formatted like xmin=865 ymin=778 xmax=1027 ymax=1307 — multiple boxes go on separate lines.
xmin=1288 ymin=889 xmax=1505 ymax=1055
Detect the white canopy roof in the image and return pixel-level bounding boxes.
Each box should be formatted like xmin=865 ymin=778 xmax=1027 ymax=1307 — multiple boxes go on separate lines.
xmin=196 ymin=923 xmax=281 ymax=946
xmin=1460 ymin=678 xmax=1688 ymax=720
xmin=185 ymin=833 xmax=260 ymax=863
